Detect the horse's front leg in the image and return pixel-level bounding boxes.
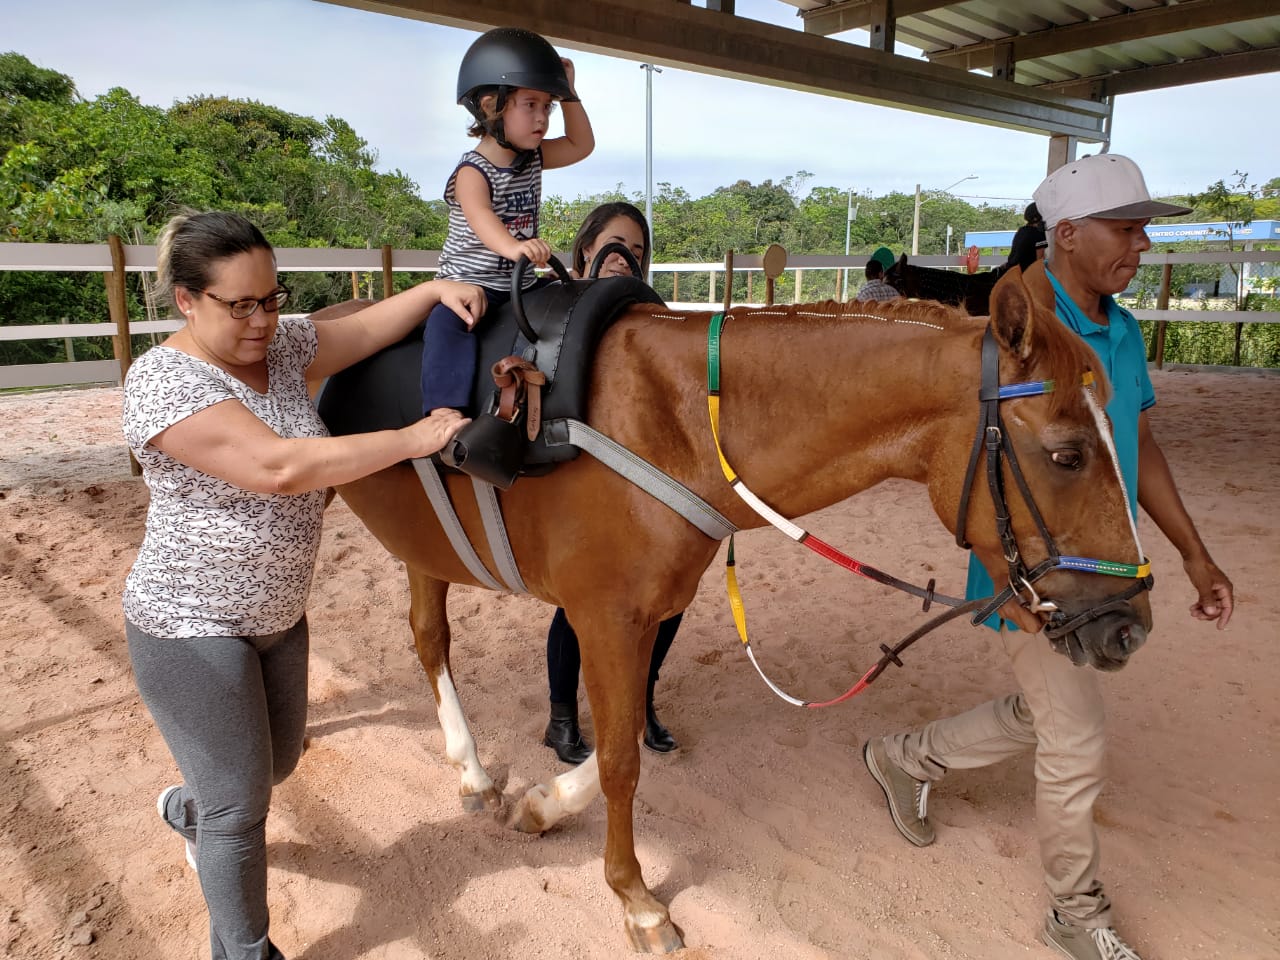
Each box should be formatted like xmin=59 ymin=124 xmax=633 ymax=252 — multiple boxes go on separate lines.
xmin=590 ymin=622 xmax=681 ymax=953
xmin=567 ymin=615 xmax=684 ymax=952
xmin=407 ymin=569 xmax=501 ymax=812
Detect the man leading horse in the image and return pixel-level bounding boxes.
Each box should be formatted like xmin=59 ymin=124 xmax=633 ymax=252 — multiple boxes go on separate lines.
xmin=863 ymin=154 xmax=1234 ymax=960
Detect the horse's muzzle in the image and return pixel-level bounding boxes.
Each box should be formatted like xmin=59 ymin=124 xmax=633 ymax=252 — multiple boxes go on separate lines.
xmin=1047 ymin=604 xmax=1148 ymax=671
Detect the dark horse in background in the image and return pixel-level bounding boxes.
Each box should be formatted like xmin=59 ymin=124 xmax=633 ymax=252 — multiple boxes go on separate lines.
xmin=886 ymin=253 xmax=1002 ymax=315
xmin=316 ymin=265 xmax=1152 ymax=952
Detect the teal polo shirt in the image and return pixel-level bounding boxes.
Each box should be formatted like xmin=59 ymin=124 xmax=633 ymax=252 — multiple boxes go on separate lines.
xmin=965 ymin=266 xmax=1156 ymax=629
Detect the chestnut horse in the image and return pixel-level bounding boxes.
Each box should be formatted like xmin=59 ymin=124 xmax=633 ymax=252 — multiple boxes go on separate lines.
xmin=325 ymin=266 xmax=1152 ymax=952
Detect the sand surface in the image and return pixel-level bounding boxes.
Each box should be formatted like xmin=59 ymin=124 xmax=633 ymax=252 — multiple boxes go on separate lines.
xmin=1 ymin=368 xmax=1276 ymax=960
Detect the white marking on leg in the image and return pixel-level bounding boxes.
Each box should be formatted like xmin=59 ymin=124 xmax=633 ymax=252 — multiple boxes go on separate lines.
xmin=522 ymin=752 xmax=601 ymax=829
xmin=436 ymin=664 xmax=494 ymax=798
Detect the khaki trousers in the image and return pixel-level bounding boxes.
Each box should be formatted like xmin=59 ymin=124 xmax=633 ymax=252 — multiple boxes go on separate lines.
xmin=885 ymin=627 xmax=1111 ymax=927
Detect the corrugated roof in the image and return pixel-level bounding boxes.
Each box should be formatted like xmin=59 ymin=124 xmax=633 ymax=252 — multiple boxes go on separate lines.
xmin=780 ymin=0 xmax=1280 ymax=98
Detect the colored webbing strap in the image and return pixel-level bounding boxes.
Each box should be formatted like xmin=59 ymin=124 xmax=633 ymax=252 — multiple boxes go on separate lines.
xmin=706 ymin=312 xmax=961 ymax=708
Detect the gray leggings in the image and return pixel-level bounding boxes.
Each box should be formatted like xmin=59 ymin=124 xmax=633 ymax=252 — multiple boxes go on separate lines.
xmin=126 ymin=617 xmax=309 ymax=960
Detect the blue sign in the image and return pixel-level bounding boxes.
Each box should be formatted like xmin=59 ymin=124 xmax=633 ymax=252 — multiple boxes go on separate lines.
xmin=966 ymin=220 xmax=1280 ymax=249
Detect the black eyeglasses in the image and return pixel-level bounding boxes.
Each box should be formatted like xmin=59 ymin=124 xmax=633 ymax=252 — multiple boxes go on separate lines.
xmin=201 ymin=285 xmax=291 ymax=320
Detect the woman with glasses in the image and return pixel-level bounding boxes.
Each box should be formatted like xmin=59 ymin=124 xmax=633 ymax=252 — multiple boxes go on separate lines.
xmin=122 ymin=210 xmax=478 ymax=960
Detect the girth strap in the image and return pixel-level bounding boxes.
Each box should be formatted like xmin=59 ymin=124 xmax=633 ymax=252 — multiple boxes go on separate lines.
xmin=471 ymin=477 xmax=528 ymax=594
xmin=411 ymin=457 xmax=508 ymax=593
xmin=544 ymin=418 xmax=738 ymax=541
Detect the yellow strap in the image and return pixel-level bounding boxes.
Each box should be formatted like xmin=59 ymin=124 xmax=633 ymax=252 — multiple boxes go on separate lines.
xmin=725 ymin=536 xmax=750 ymax=648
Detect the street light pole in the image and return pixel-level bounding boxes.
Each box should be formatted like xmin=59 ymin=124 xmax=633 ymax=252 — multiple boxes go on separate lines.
xmin=911 ymin=182 xmax=922 ymax=256
xmin=912 ymin=175 xmax=976 ymax=256
xmin=640 ymin=63 xmax=662 ymax=279
xmin=843 ymin=189 xmax=857 ymax=297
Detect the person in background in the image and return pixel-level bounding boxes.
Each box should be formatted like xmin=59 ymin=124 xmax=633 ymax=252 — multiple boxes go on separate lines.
xmin=1001 ymin=201 xmax=1047 ymax=274
xmin=542 ymin=201 xmax=685 ymax=764
xmin=855 ymin=258 xmax=900 ymax=302
xmin=420 ymin=27 xmax=593 ymax=431
xmin=862 ymin=155 xmax=1234 ymax=960
xmin=124 ymin=211 xmax=476 ymax=960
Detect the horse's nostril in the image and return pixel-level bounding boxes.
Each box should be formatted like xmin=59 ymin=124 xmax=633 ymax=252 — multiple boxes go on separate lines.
xmin=1118 ymin=625 xmax=1131 ymax=653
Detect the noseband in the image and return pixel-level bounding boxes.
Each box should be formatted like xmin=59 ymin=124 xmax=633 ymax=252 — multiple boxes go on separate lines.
xmin=955 ymin=327 xmax=1154 ymax=639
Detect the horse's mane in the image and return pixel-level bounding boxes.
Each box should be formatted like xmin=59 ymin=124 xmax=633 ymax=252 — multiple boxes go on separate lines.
xmin=1029 ymin=302 xmax=1112 ymax=416
xmin=646 ymin=295 xmax=1109 ymax=414
xmin=727 ymin=296 xmax=972 ymax=329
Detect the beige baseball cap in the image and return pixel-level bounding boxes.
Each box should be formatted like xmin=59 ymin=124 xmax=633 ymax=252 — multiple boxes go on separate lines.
xmin=1034 ymin=154 xmax=1191 ymax=229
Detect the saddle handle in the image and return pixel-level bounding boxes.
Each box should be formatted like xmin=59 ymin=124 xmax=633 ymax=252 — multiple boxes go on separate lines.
xmin=587 ymin=242 xmax=643 ymax=280
xmin=511 ymin=254 xmax=573 ymax=343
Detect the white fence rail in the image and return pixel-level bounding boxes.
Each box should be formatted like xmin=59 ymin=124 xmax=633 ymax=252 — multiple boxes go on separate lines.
xmin=2 ymin=243 xmax=1277 ymax=391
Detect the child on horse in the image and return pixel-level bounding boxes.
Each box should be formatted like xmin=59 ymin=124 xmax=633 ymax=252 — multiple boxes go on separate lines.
xmin=420 ymin=27 xmax=594 ymax=436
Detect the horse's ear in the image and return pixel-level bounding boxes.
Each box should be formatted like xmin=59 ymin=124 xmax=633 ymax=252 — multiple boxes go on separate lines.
xmin=989 ymin=268 xmax=1035 ymax=361
xmin=1019 ymin=260 xmax=1055 ymax=312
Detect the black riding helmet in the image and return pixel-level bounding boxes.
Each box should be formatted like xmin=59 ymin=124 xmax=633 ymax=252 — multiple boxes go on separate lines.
xmin=457 ymin=28 xmax=575 ymax=152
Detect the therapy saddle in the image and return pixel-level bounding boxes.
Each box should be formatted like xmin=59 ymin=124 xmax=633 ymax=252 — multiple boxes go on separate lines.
xmin=318 ymin=273 xmax=664 ymax=485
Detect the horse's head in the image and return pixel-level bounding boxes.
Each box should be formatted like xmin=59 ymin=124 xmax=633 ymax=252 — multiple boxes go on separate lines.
xmin=946 ymin=264 xmax=1153 ymax=670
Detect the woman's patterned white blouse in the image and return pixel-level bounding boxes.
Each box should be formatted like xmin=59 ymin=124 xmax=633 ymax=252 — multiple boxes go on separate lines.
xmin=122 ymin=317 xmax=329 ymax=638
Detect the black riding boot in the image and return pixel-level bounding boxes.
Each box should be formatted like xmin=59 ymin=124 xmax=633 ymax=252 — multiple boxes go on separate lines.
xmin=544 ymin=701 xmax=592 ymax=765
xmin=642 ymin=681 xmax=678 ymax=754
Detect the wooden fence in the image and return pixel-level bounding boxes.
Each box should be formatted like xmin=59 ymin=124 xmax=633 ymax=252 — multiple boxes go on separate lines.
xmin=2 ymin=240 xmax=1278 ymax=391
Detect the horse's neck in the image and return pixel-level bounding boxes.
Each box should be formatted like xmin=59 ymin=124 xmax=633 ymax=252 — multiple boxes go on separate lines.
xmin=709 ymin=308 xmax=976 ymax=522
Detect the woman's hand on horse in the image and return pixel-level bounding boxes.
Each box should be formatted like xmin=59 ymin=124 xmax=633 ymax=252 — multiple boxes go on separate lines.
xmin=435 ymin=280 xmax=487 ymax=330
xmin=407 ymin=409 xmax=470 ymax=458
xmin=514 ymin=238 xmax=552 ymax=268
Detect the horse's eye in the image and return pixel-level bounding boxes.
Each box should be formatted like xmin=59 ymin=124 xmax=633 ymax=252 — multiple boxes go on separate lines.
xmin=1051 ymin=449 xmax=1082 ymax=469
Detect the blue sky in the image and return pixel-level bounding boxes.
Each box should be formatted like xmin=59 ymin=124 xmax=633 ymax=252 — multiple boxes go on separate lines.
xmin=7 ymin=0 xmax=1278 ymax=211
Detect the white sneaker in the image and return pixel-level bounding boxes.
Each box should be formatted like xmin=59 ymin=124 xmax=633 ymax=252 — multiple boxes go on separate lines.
xmin=156 ymin=785 xmax=198 ymax=872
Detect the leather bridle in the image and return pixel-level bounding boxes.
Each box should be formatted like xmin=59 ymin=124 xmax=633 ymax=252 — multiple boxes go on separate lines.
xmin=955 ymin=327 xmax=1154 ymax=645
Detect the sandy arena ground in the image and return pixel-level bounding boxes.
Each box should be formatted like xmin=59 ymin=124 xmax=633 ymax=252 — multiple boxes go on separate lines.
xmin=0 ymin=367 xmax=1277 ymax=960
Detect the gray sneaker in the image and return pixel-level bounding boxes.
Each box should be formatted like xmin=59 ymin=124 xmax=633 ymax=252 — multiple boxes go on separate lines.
xmin=862 ymin=738 xmax=934 ymax=847
xmin=1042 ymin=911 xmax=1142 ymax=960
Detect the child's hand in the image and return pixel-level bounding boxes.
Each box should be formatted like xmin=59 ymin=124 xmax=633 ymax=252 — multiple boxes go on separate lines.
xmin=561 ymin=58 xmax=577 ymax=97
xmin=514 ymin=238 xmax=552 ymax=268
xmin=436 ymin=281 xmax=487 ymax=329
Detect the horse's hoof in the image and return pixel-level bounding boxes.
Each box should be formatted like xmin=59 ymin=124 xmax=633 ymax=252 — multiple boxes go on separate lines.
xmin=506 ymin=796 xmax=548 ymax=834
xmin=460 ymin=785 xmax=503 ymax=813
xmin=624 ymin=916 xmax=684 ymax=954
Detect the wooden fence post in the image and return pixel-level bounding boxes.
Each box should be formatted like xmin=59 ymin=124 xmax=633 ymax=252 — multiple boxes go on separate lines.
xmin=105 ymin=233 xmax=141 ymax=475
xmin=722 ymin=251 xmax=734 ymax=313
xmin=762 ymin=244 xmax=787 ymax=307
xmin=350 ymin=270 xmax=359 ymax=300
xmin=381 ymin=245 xmax=394 ymax=300
xmin=672 ymin=271 xmax=679 ymax=302
xmin=1154 ymin=262 xmax=1172 ymax=369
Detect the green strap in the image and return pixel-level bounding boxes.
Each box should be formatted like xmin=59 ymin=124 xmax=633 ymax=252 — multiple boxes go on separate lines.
xmin=707 ymin=311 xmax=726 ymax=394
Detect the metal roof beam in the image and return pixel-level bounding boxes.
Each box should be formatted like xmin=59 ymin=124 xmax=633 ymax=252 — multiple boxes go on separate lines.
xmin=1043 ymin=46 xmax=1280 ymax=98
xmin=315 ymin=0 xmax=1109 ymax=139
xmin=798 ymin=0 xmax=947 ymax=37
xmin=928 ymin=0 xmax=1277 ymax=70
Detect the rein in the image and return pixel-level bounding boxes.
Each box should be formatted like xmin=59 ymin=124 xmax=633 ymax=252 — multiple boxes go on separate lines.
xmin=705 ymin=312 xmax=1153 ymax=707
